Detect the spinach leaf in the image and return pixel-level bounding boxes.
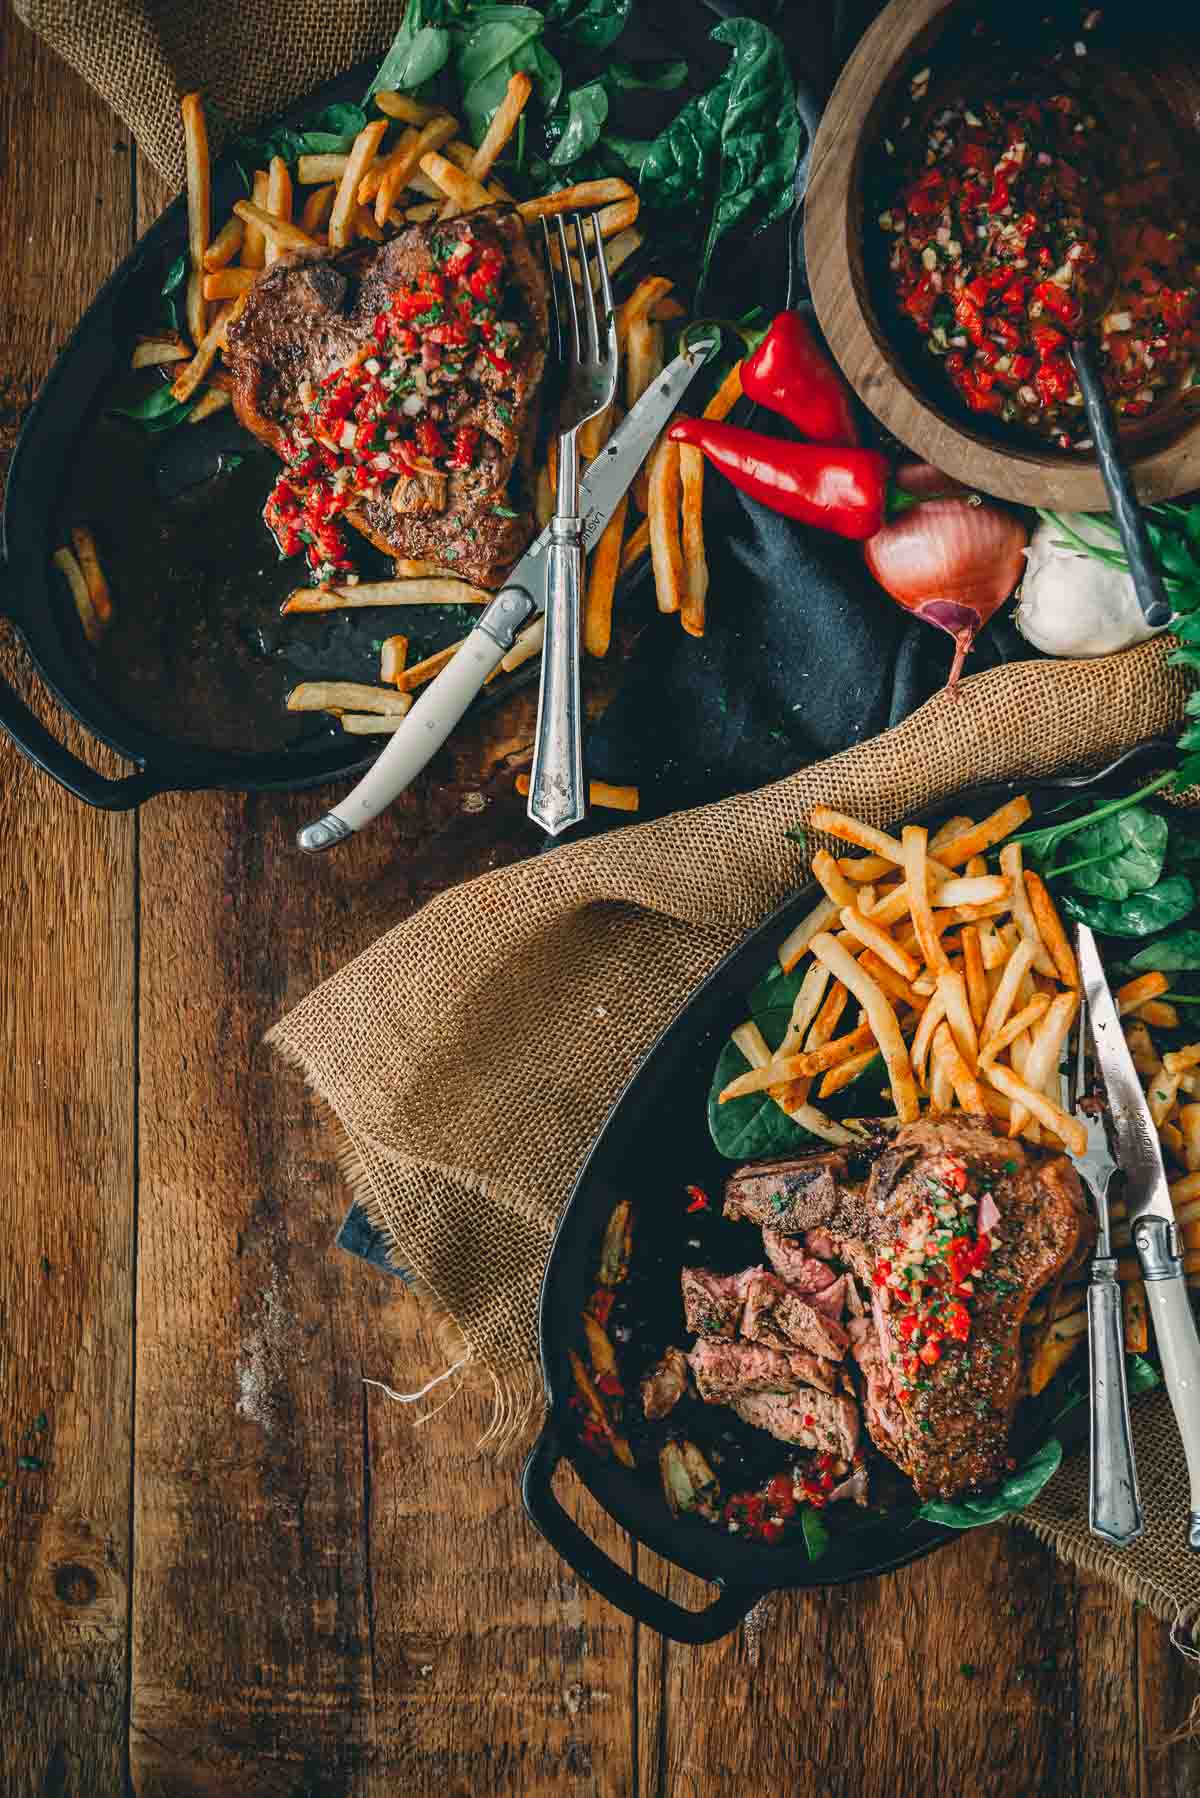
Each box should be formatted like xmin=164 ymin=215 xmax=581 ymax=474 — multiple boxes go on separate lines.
xmin=160 ymin=252 xmax=187 ymax=332
xmin=366 ymin=0 xmax=454 ymax=99
xmin=747 ymin=962 xmax=804 ymax=1050
xmin=300 ymin=102 xmax=369 ymax=153
xmin=1129 ymin=929 xmax=1200 ymax=972
xmin=1009 ymin=770 xmax=1175 ymax=864
xmin=457 ymin=6 xmax=562 ymax=144
xmin=549 ymin=79 xmax=609 ymax=166
xmin=707 ymin=1038 xmax=818 ymax=1161
xmin=1126 ymin=1354 xmax=1161 ymax=1396
xmin=109 ymin=382 xmax=196 ymax=433
xmin=601 ymin=134 xmax=652 ymax=172
xmin=800 ymin=1503 xmax=830 ymax=1561
xmin=916 ymin=1437 xmax=1063 ymax=1529
xmin=545 ymin=0 xmax=632 ymax=52
xmin=1060 ymin=875 xmax=1195 ymax=938
xmin=1050 ymin=805 xmax=1168 ymax=901
xmin=608 ymin=57 xmax=688 ymax=92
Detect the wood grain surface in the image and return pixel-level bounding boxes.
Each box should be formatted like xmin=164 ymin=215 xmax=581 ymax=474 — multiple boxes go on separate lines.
xmin=1 ymin=5 xmax=1199 ymax=1793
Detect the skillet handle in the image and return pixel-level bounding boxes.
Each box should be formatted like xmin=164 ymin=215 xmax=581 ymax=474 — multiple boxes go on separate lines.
xmin=521 ymin=1426 xmax=769 ymax=1645
xmin=0 ymin=671 xmax=160 ymax=810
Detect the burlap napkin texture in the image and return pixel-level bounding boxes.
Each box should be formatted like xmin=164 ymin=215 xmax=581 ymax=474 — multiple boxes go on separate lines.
xmin=268 ymin=638 xmax=1200 ymax=1631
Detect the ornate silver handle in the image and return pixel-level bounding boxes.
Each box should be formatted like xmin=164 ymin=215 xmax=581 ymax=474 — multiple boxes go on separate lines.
xmin=528 ymin=425 xmax=586 ymax=838
xmin=1088 ymin=1258 xmax=1144 ymax=1546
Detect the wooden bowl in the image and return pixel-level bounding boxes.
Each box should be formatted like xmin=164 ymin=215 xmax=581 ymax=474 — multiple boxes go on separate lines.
xmin=806 ymin=0 xmax=1200 ymax=507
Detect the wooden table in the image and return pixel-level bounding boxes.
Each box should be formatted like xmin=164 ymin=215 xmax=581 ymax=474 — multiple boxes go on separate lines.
xmin=3 ymin=14 xmax=1200 ymax=1794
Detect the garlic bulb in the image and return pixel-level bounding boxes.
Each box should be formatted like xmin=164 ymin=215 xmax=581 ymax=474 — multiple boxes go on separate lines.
xmin=1015 ymin=514 xmax=1170 ymax=658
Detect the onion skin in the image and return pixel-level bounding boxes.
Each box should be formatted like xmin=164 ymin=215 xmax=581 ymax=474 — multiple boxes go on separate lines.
xmin=864 ymin=492 xmax=1029 ymax=690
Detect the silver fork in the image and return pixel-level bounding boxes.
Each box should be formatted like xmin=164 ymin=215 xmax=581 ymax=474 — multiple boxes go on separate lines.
xmin=528 ymin=213 xmax=618 ymax=836
xmin=1067 ymin=971 xmax=1145 ymax=1547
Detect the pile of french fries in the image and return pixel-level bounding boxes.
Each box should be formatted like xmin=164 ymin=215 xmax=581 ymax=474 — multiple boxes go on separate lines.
xmin=715 ymin=793 xmax=1200 ymax=1390
xmin=95 ymin=78 xmax=721 ymax=732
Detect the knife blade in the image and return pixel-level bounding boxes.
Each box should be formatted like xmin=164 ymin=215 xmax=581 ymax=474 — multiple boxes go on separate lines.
xmin=1077 ymin=922 xmax=1200 ymax=1552
xmin=296 ymin=332 xmax=720 ymax=852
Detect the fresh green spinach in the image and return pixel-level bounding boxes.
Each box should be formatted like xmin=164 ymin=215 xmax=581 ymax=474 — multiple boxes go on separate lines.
xmin=916 ymin=1437 xmax=1063 ymax=1529
xmin=707 ymin=1037 xmax=818 ymax=1161
xmin=1047 ymin=806 xmax=1168 ymax=901
xmin=1060 ymin=875 xmax=1195 ymax=938
xmin=544 ymin=0 xmax=632 ymax=52
xmin=456 ymin=5 xmax=563 ymax=144
xmin=366 ymin=0 xmax=456 ymax=99
xmin=109 ymin=382 xmax=197 ymax=433
xmin=1129 ymin=929 xmax=1200 ymax=972
xmin=608 ymin=57 xmax=688 ymax=91
xmin=800 ymin=1503 xmax=830 ymax=1561
xmin=549 ymin=79 xmax=609 ymax=166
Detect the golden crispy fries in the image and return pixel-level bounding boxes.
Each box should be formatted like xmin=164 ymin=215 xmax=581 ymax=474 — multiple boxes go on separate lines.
xmin=299 ymin=151 xmax=358 ymax=185
xmin=233 ymin=200 xmax=319 ymax=254
xmin=810 ymin=982 xmax=849 ymax=1045
xmin=202 ymin=268 xmax=256 ymax=300
xmin=131 ymin=335 xmax=189 ymax=368
xmin=203 ymin=215 xmax=243 ymax=272
xmin=354 ymin=205 xmax=384 ymax=243
xmin=652 ymin=295 xmax=687 ymax=321
xmin=932 ymin=875 xmax=1008 ymax=909
xmin=181 ymin=92 xmax=210 ymax=342
xmin=837 ymin=853 xmax=894 ymax=883
xmin=264 ymin=155 xmax=293 ymax=266
xmin=286 ymin=681 xmax=412 ymax=714
xmin=1117 ymin=972 xmax=1170 ymax=1015
xmin=515 ymin=771 xmax=637 ymax=812
xmin=819 ymin=1047 xmax=880 ymax=1099
xmin=936 ymin=798 xmax=1033 ymax=869
xmin=811 ymin=809 xmax=906 ymax=868
xmin=858 ymin=884 xmax=878 ymax=913
xmin=1149 ymin=1067 xmax=1183 ymax=1126
xmin=903 ymin=825 xmax=950 ymax=976
xmin=796 ymin=1023 xmax=878 ymax=1079
xmin=281 ymin=577 xmax=489 ymax=612
xmin=52 ymin=547 xmax=101 ymax=645
xmin=982 ymin=1063 xmax=1086 ymax=1155
xmin=937 ymin=969 xmax=979 ymax=1068
xmin=584 ymin=493 xmax=627 ymax=659
xmin=719 ymin=1052 xmax=814 ymax=1102
xmin=68 ymin=527 xmax=112 ymax=626
xmin=1007 ymin=989 xmax=1077 ymax=1136
xmin=647 ymin=437 xmax=684 ymax=615
xmin=614 ymin=275 xmax=674 ymax=349
xmin=1140 ymin=999 xmax=1180 ymax=1030
xmin=171 ymin=300 xmax=235 ymax=404
xmin=1023 ymin=871 xmax=1079 ymax=986
xmin=1124 ymin=1282 xmax=1149 ymax=1353
xmin=392 ymin=638 xmax=475 ymax=693
xmin=933 ymin=1022 xmax=985 ymax=1112
xmin=420 ymin=149 xmax=492 ymax=212
xmin=620 ymin=517 xmax=650 ymax=576
xmin=600 ymin=226 xmax=643 ymax=282
xmin=339 ymin=712 xmax=409 ymax=734
xmin=1163 ymin=1044 xmax=1200 ymax=1076
xmin=579 ymin=394 xmax=617 ymax=463
xmin=839 ymin=907 xmax=920 ymax=981
xmin=501 ymin=615 xmax=544 ymax=673
xmin=1029 ymin=1311 xmax=1087 ymax=1394
xmin=811 ymin=850 xmax=860 ymax=911
xmin=625 ymin=315 xmax=663 ymax=412
xmin=520 ymin=179 xmax=634 ymax=224
xmin=240 ymin=171 xmax=269 ymax=268
xmin=930 ymin=815 xmax=975 ymax=852
xmin=379 ymin=635 xmax=409 ymax=683
xmin=810 ymin=932 xmax=919 ymax=1122
xmin=929 ymin=1043 xmax=954 ymax=1111
xmin=998 ymin=845 xmax=1057 ymax=978
xmin=980 ymin=993 xmax=1051 ymax=1068
xmin=329 ymin=119 xmax=389 ymax=247
xmin=467 ymin=72 xmax=531 ymax=183
xmin=374 ymin=90 xmax=442 ymax=125
xmin=962 ymin=926 xmax=988 ymax=1032
xmin=300 ymin=183 xmax=336 ymax=234
xmin=778 ymin=899 xmax=840 ymax=975
xmin=980 ymin=939 xmax=1037 ymax=1045
xmin=778 ymin=963 xmax=833 ymax=1056
xmin=187 ymin=386 xmax=232 ymax=423
xmin=595 ymin=195 xmax=640 ymax=238
xmin=704 ymin=362 xmax=743 ymax=423
xmin=1181 ymin=1104 xmax=1200 ymax=1173
xmin=858 ymin=951 xmax=926 ymax=1013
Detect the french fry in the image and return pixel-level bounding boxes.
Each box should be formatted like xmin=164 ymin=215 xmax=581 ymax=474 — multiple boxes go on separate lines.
xmin=936 ymin=797 xmax=1034 ymax=868
xmin=187 ymin=386 xmax=232 ymax=423
xmin=981 ymin=1063 xmax=1087 ymax=1156
xmin=584 ymin=493 xmax=627 ymax=659
xmin=809 ymin=982 xmax=849 ymax=1047
xmin=521 ymin=179 xmax=634 ymax=225
xmin=858 ymin=951 xmax=926 ymax=1014
xmin=910 ymin=987 xmax=947 ymax=1086
xmin=819 ymin=1047 xmax=880 ymax=1099
xmin=516 ymin=773 xmax=638 ymax=811
xmin=240 ymin=170 xmax=269 ymax=268
xmin=579 ymin=394 xmax=617 ymax=464
xmin=52 ymin=547 xmax=101 ymax=645
xmin=202 ymin=268 xmax=256 ymax=300
xmin=931 ymin=875 xmax=1008 ymax=909
xmin=777 ymin=962 xmax=833 ymax=1056
xmin=930 ymin=1044 xmax=954 ymax=1111
xmin=203 ymin=215 xmax=244 ymax=272
xmin=1124 ymin=1282 xmax=1149 ymax=1353
xmin=374 ymin=90 xmax=442 ymax=125
xmin=1149 ymin=1067 xmax=1183 ymax=1127
xmin=720 ymin=1050 xmax=825 ymax=1102
xmin=930 ymin=815 xmax=976 ymax=852
xmin=703 ymin=361 xmax=743 ymax=423
xmin=1163 ymin=1044 xmax=1200 ymax=1076
xmin=281 ymin=577 xmax=490 ymax=612
xmin=837 ymin=853 xmax=894 ymax=883
xmin=300 ymin=183 xmax=336 ymax=234
xmin=379 ymin=635 xmax=409 ymax=683
xmin=1117 ymin=972 xmax=1170 ymax=1016
xmin=647 ymin=437 xmax=684 ymax=615
xmin=1007 ymin=989 xmax=1078 ymax=1137
xmin=980 ymin=939 xmax=1037 ymax=1046
xmin=962 ymin=926 xmax=988 ymax=1033
xmin=1141 ymin=1000 xmax=1181 ymax=1031
xmin=1181 ymin=1104 xmax=1200 ymax=1173
xmin=858 ymin=884 xmax=878 ymax=914
xmin=392 ymin=638 xmax=471 ymax=693
xmin=264 ymin=155 xmax=293 ymax=266
xmin=626 ymin=315 xmax=663 ymax=414
xmin=325 ymin=118 xmax=388 ymax=248
xmin=466 ymin=72 xmax=531 ymax=184
xmin=937 ymin=969 xmax=979 ymax=1068
xmin=778 ymin=899 xmax=840 ymax=975
xmin=811 ymin=810 xmax=908 ymax=870
xmin=286 ymin=681 xmax=412 ymax=714
xmin=501 ymin=615 xmax=544 ymax=673
xmin=903 ymin=825 xmax=950 ymax=976
xmin=933 ymin=1022 xmax=985 ymax=1112
xmin=535 ymin=465 xmax=554 ymax=530
xmin=731 ymin=994 xmax=868 ymax=1146
xmin=1023 ymin=871 xmax=1079 ymax=986
xmin=233 ymin=200 xmax=320 ymax=254
xmin=1161 ymin=1119 xmax=1185 ymax=1163
xmin=652 ymin=295 xmax=687 ymax=322
xmin=620 ymin=517 xmax=650 ymax=576
xmin=338 ymin=712 xmax=407 ymax=734
xmin=299 ymin=151 xmax=357 ymax=186
xmin=600 ymin=226 xmax=643 ymax=283
xmin=999 ymin=845 xmax=1057 ymax=978
xmin=420 ymin=149 xmax=492 ymax=213
xmin=811 ymin=850 xmax=860 ymax=911
xmin=181 ymin=92 xmax=210 ymax=342
xmin=131 ymin=335 xmax=190 ymax=368
xmin=171 ymin=301 xmax=235 ymax=404
xmin=979 ymin=993 xmax=1051 ymax=1068
xmin=839 ymin=907 xmax=920 ymax=981
xmin=69 ymin=526 xmax=113 ymax=626
xmin=355 ymin=205 xmax=385 ymax=243
xmin=810 ymin=932 xmax=919 ymax=1123
xmin=1029 ymin=1312 xmax=1087 ymax=1394
xmin=594 ymin=196 xmax=640 ymax=238
xmin=613 ymin=275 xmax=674 ymax=349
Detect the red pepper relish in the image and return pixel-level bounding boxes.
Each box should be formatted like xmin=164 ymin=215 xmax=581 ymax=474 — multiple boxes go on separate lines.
xmin=871 ymin=1149 xmax=992 ymax=1397
xmin=881 ymin=94 xmax=1198 ymax=447
xmin=723 ymin=1452 xmax=865 ymax=1544
xmin=263 ymin=228 xmax=521 ymax=584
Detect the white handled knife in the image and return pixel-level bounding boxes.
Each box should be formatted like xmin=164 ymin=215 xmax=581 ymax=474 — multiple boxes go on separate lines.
xmin=297 ymin=333 xmax=718 ymax=852
xmin=1078 ymin=923 xmax=1200 ymax=1550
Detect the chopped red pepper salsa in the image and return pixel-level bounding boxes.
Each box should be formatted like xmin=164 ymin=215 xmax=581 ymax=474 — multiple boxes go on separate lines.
xmin=871 ymin=1152 xmax=991 ymax=1389
xmin=262 ymin=229 xmax=520 ymax=583
xmin=881 ymin=93 xmax=1198 ymax=447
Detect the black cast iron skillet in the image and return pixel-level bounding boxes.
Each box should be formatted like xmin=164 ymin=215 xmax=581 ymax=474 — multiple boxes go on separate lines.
xmin=522 ymin=739 xmax=1170 ymax=1643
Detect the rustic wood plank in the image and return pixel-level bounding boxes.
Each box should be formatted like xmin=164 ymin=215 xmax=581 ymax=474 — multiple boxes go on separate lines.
xmin=0 ymin=15 xmax=137 ymax=1798
xmin=1073 ymin=1565 xmax=1140 ymax=1798
xmin=1137 ymin=1601 xmax=1200 ymax=1798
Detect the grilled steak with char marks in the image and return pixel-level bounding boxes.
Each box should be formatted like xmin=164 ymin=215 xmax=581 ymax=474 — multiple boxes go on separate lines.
xmin=730 ymin=1390 xmax=860 ymax=1458
xmin=723 ymin=1151 xmax=851 ymax=1233
xmin=687 ymin=1338 xmax=838 ymax=1399
xmin=223 ymin=205 xmax=547 ymax=588
xmin=681 ymin=1264 xmax=848 ymax=1357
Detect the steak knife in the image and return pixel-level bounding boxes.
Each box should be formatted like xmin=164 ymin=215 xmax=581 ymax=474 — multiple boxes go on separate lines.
xmin=296 ymin=333 xmax=719 ymax=852
xmin=1078 ymin=924 xmax=1200 ymax=1550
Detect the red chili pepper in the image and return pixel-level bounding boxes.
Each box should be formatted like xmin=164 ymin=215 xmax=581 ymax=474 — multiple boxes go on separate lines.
xmin=589 ymin=1288 xmax=614 ymax=1328
xmin=685 ymin=1184 xmax=710 ymax=1213
xmin=739 ymin=311 xmax=860 ymax=447
xmin=1035 ymin=357 xmax=1074 ymax=406
xmin=666 ymin=419 xmax=889 ymax=541
xmin=415 ymin=418 xmax=447 ymax=460
xmin=446 ymin=424 xmax=480 ymax=472
xmin=1034 ymin=281 xmax=1081 ymax=327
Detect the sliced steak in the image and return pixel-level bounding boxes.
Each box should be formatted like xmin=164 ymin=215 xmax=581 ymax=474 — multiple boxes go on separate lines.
xmin=739 ymin=1271 xmax=849 ymax=1359
xmin=223 ymin=205 xmax=547 ymax=587
xmin=761 ymin=1228 xmax=840 ymax=1292
xmin=687 ymin=1338 xmax=837 ymax=1400
xmin=729 ymin=1390 xmax=860 ymax=1458
xmin=723 ymin=1152 xmax=849 ymax=1233
xmin=680 ymin=1265 xmax=755 ymax=1339
xmin=640 ymin=1347 xmax=690 ymax=1421
xmin=861 ymin=1117 xmax=1091 ymax=1499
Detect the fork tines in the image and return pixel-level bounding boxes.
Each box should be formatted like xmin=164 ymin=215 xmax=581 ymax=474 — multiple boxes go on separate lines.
xmin=540 ymin=212 xmax=613 ymax=367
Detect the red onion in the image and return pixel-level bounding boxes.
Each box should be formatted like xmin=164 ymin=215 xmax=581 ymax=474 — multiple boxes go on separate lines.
xmin=864 ymin=484 xmax=1029 ymax=691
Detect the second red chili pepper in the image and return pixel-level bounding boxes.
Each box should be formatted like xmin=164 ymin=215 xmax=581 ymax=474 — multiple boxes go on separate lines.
xmin=740 ymin=310 xmax=861 ymax=447
xmin=667 ymin=417 xmax=892 ymax=541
